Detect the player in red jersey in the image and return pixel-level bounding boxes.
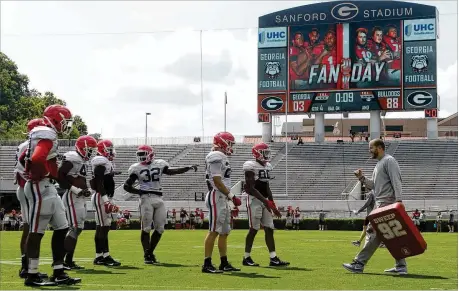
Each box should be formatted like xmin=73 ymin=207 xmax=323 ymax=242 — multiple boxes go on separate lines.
xmin=354 ymin=28 xmax=375 ymax=64
xmin=383 ymin=24 xmax=402 ymax=83
xmin=21 ymin=105 xmax=81 ymax=286
xmin=289 ymin=32 xmax=311 ymax=89
xmin=293 ymin=207 xmax=301 ymax=231
xmin=306 ymin=28 xmax=324 ymax=61
xmin=367 ymin=26 xmax=392 ymax=63
xmin=314 ymin=29 xmax=338 ymax=89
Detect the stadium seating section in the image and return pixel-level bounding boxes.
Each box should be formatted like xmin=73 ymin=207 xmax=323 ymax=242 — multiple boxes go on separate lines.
xmin=0 ymin=139 xmax=457 ymax=202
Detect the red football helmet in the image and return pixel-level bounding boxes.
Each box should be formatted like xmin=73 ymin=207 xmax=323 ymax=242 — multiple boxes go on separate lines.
xmin=97 ymin=139 xmax=116 ymax=161
xmin=27 ymin=118 xmax=44 ymax=133
xmin=252 ymin=142 xmax=271 ymax=164
xmin=75 ymin=135 xmax=98 ymax=161
xmin=136 ymin=145 xmax=155 ymax=164
xmin=42 ymin=104 xmax=73 ymax=135
xmin=213 ymin=132 xmax=235 ymax=156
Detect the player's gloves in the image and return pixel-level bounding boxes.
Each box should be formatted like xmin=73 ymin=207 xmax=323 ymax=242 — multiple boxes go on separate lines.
xmin=266 ymin=201 xmax=282 ymax=218
xmin=228 ymin=193 xmax=242 ymax=206
xmin=104 ymin=201 xmax=119 ymax=214
xmin=353 ymin=210 xmax=359 ymax=215
xmin=188 ymin=165 xmax=198 ymax=172
xmin=80 ymin=188 xmax=92 ymax=198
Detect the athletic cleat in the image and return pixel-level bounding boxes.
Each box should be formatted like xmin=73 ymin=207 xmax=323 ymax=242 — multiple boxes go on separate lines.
xmin=342 ymin=260 xmax=364 ymax=274
xmin=219 ymin=263 xmax=241 ymax=272
xmin=19 ymin=269 xmax=48 ymax=279
xmin=379 ymin=243 xmax=386 ymax=248
xmin=352 ymin=240 xmax=361 ymax=247
xmin=269 ymin=256 xmax=290 ymax=267
xmin=93 ymin=256 xmax=105 ymax=265
xmin=49 ymin=273 xmax=82 ymax=285
xmin=24 ymin=274 xmax=57 ymax=287
xmin=242 ymin=256 xmax=260 ymax=267
xmin=103 ymin=256 xmax=121 ymax=266
xmin=64 ymin=262 xmax=85 ymax=270
xmin=384 ymin=267 xmax=408 ymax=275
xmin=202 ymin=264 xmax=223 ymax=274
xmin=144 ymin=254 xmax=158 ymax=265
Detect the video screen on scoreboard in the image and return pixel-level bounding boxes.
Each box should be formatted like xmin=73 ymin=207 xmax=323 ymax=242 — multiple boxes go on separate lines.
xmin=288 ymin=21 xmax=402 ymax=91
xmin=349 ymin=20 xmax=402 ymax=88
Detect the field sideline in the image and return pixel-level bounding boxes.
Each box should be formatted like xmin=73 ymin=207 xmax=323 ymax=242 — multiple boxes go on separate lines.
xmin=0 ymin=230 xmax=457 ymax=290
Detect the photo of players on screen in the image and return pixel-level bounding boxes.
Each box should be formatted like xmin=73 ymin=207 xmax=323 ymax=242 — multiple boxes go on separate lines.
xmin=289 ymin=25 xmax=338 ymax=91
xmin=350 ymin=21 xmax=402 ymax=88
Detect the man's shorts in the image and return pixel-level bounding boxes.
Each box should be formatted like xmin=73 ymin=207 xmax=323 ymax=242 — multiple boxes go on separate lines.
xmin=91 ymin=192 xmax=113 ymax=227
xmin=62 ymin=190 xmax=87 ymax=229
xmin=16 ymin=186 xmax=29 ymax=224
xmin=246 ymin=194 xmax=274 ymax=230
xmin=139 ymin=194 xmax=166 ymax=233
xmin=206 ymin=190 xmax=231 ymax=234
xmin=24 ymin=180 xmax=68 ymax=234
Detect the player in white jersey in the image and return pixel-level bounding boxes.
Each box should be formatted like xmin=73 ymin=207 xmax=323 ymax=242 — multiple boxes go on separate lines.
xmin=15 ymin=118 xmax=48 ymax=280
xmin=242 ymin=142 xmax=289 ymax=267
xmin=58 ymin=135 xmax=97 ymax=270
xmin=202 ymin=132 xmax=242 ymax=274
xmin=123 ymin=144 xmax=198 ymax=264
xmin=90 ymin=139 xmax=121 ymax=266
xmin=22 ymin=105 xmax=80 ymax=286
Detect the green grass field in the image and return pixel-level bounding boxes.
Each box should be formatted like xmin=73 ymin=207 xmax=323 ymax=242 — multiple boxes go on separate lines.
xmin=0 ymin=230 xmax=457 ymax=290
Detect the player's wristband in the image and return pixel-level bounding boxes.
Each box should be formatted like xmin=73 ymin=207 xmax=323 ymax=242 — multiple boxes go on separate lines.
xmin=70 ymin=186 xmax=82 ymax=194
xmin=228 ymin=193 xmax=235 ymax=199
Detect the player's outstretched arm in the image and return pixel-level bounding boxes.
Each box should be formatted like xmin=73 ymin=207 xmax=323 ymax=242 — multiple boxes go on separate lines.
xmin=356 ymin=192 xmax=374 ymax=214
xmin=386 ymin=158 xmax=403 ymax=202
xmin=163 ymin=165 xmax=198 ymax=175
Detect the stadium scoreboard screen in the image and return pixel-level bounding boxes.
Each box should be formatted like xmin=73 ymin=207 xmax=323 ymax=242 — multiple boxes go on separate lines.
xmin=257 ymin=0 xmax=439 ymax=118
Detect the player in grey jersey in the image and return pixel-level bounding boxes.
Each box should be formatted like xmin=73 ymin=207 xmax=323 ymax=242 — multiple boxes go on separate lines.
xmin=123 ymin=145 xmax=198 ymax=264
xmin=343 ymin=139 xmax=407 ymax=275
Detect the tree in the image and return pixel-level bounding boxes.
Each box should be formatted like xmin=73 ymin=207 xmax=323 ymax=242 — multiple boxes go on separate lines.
xmin=0 ymin=53 xmax=89 ymax=140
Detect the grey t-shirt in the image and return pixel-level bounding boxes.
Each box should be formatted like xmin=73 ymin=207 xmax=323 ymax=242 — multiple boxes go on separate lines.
xmin=362 ymin=154 xmax=402 ymax=206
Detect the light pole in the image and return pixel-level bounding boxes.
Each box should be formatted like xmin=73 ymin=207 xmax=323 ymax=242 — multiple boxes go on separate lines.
xmin=224 ymin=92 xmax=227 ymax=132
xmin=145 ymin=112 xmax=151 ymax=144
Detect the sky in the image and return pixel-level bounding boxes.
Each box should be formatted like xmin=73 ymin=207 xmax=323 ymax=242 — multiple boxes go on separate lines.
xmin=1 ymin=1 xmax=458 ymax=140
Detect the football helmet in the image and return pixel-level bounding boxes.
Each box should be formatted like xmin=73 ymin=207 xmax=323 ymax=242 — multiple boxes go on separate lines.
xmin=97 ymin=139 xmax=116 ymax=161
xmin=75 ymin=135 xmax=98 ymax=161
xmin=42 ymin=104 xmax=73 ymax=135
xmin=252 ymin=142 xmax=271 ymax=164
xmin=136 ymin=145 xmax=155 ymax=164
xmin=213 ymin=132 xmax=235 ymax=156
xmin=27 ymin=118 xmax=44 ymax=133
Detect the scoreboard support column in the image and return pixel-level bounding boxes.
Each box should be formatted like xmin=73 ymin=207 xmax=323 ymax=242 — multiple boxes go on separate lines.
xmin=370 ymin=111 xmax=382 ymax=140
xmin=426 ymin=118 xmax=438 ymax=139
xmin=262 ymin=121 xmax=272 ymax=143
xmin=314 ymin=113 xmax=325 ymax=142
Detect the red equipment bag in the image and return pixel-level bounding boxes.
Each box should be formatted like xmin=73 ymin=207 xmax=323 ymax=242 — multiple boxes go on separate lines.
xmin=368 ymin=202 xmax=427 ymax=260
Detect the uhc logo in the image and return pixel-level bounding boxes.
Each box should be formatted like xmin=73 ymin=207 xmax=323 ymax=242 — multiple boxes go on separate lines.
xmin=404 ymin=19 xmax=436 ymax=40
xmin=258 ymin=28 xmax=287 ymax=48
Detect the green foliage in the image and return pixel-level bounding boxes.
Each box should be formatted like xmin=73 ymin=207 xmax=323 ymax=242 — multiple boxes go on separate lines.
xmin=0 ymin=53 xmax=88 ymax=140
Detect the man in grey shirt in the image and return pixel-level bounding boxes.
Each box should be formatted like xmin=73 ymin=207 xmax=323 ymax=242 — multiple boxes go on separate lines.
xmin=343 ymin=139 xmax=407 ymax=275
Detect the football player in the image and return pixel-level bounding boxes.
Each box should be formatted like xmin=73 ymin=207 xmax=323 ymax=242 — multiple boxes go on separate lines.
xmin=58 ymin=135 xmax=98 ymax=270
xmin=314 ymin=29 xmax=338 ymax=88
xmin=180 ymin=207 xmax=188 ymax=230
xmin=367 ymin=26 xmax=392 ymax=63
xmin=354 ymin=28 xmax=375 ymax=64
xmin=242 ymin=142 xmax=289 ymax=267
xmin=306 ymin=28 xmax=324 ymax=60
xmin=293 ymin=207 xmax=301 ymax=231
xmin=383 ymin=24 xmax=402 ymax=81
xmin=202 ymin=132 xmax=242 ymax=273
xmin=90 ymin=139 xmax=121 ymax=267
xmin=289 ymin=32 xmax=311 ymax=88
xmin=21 ymin=105 xmax=81 ymax=286
xmin=352 ymin=190 xmax=375 ymax=247
xmin=123 ymin=145 xmax=198 ymax=264
xmin=15 ymin=118 xmax=47 ymax=280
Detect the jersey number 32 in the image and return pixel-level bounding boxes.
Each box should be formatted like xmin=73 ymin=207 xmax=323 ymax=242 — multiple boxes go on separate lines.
xmin=139 ymin=168 xmax=160 ymax=182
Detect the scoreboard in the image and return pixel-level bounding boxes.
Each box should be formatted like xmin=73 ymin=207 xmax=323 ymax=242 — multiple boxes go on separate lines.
xmin=257 ymin=0 xmax=439 ymax=117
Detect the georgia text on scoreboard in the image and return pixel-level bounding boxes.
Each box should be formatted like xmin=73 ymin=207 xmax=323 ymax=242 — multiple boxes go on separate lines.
xmin=257 ymin=0 xmax=439 ymax=116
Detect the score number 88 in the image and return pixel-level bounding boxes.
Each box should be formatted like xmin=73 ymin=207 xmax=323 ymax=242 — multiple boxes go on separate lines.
xmin=377 ymin=219 xmax=407 ymax=240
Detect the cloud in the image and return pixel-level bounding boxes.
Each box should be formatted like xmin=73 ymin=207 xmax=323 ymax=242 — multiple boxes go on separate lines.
xmin=114 ymin=86 xmax=209 ymax=106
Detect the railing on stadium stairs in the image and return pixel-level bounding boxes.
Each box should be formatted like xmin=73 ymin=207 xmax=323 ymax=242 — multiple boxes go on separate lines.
xmin=0 ymin=135 xmax=456 ymax=147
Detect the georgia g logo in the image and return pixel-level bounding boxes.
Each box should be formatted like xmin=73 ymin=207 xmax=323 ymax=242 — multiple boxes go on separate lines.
xmin=407 ymin=91 xmax=433 ymax=107
xmin=265 ymin=62 xmax=281 ymax=79
xmin=411 ymin=55 xmax=428 ymax=73
xmin=331 ymin=3 xmax=359 ymax=21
